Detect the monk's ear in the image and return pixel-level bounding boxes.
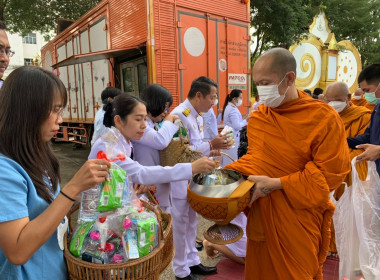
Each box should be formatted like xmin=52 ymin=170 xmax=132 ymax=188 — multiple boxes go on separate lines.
xmin=286 ymin=72 xmax=296 ymax=86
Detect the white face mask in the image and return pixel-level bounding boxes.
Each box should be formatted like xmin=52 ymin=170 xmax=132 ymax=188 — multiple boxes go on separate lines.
xmin=256 ymin=74 xmax=289 ymax=108
xmin=328 ymin=101 xmax=347 ymax=113
xmin=213 ymin=99 xmax=218 ymax=106
xmin=353 ymin=95 xmax=362 ymax=100
xmin=236 ymin=98 xmax=243 ymax=107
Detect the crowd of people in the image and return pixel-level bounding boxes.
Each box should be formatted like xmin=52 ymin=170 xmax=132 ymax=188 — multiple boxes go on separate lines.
xmin=0 ymin=17 xmax=379 ymax=280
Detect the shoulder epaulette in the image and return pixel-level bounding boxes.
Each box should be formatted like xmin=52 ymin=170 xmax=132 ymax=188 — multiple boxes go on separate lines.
xmin=182 ymin=108 xmax=191 ymax=117
xmin=231 ymin=104 xmax=236 ymax=108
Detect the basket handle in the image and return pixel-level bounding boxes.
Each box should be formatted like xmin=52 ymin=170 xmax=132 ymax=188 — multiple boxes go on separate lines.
xmin=147 ymin=190 xmax=163 ymax=214
xmin=220 ymin=152 xmax=234 ymax=163
xmin=175 ymin=120 xmax=190 ymax=145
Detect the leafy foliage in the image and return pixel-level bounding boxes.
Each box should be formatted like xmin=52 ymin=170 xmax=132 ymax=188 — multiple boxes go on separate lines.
xmin=0 ymin=0 xmax=100 ymax=38
xmin=323 ymin=0 xmax=380 ymax=65
xmin=251 ymin=0 xmax=380 ymax=65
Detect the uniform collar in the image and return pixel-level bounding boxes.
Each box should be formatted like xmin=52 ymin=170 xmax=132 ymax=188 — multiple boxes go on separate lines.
xmin=184 ymin=99 xmax=202 ymax=118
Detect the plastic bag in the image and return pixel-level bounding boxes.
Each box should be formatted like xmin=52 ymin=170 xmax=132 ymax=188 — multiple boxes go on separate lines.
xmin=332 ymin=157 xmax=380 ymax=279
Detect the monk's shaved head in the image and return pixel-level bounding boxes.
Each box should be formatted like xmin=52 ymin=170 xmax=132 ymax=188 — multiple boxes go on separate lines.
xmin=354 ymin=87 xmax=364 ymax=97
xmin=259 ymin=48 xmax=297 ymax=78
xmin=325 ymin=82 xmax=350 ymax=102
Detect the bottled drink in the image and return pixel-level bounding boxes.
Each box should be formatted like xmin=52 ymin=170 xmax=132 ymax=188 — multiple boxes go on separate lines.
xmin=79 ymin=184 xmax=100 ymax=222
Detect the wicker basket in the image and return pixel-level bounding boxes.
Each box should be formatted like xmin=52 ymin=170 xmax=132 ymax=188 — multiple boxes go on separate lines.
xmin=159 ymin=120 xmax=202 ymax=166
xmin=145 ymin=192 xmax=174 ymax=274
xmin=159 ymin=212 xmax=174 ymax=274
xmin=64 ymin=200 xmax=165 ymax=280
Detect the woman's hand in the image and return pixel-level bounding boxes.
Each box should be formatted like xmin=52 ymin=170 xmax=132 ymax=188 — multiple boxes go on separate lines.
xmin=356 ymin=144 xmax=380 ymax=163
xmin=63 ymin=159 xmax=110 ymax=198
xmin=247 ymin=175 xmax=282 ymax=204
xmin=191 ymin=157 xmax=215 ymax=174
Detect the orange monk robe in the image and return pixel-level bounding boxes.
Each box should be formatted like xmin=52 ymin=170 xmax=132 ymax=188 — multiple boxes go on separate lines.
xmin=329 ymin=104 xmax=371 ymax=253
xmin=225 ymin=91 xmax=350 ymax=280
xmin=351 ymin=98 xmax=375 ymax=112
xmin=336 ymin=104 xmax=371 ymax=196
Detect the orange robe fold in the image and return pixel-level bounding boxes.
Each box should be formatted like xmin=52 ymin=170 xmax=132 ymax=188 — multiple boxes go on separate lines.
xmin=329 ymin=104 xmax=371 ymax=253
xmin=225 ymin=91 xmax=350 ymax=280
xmin=351 ymin=98 xmax=375 ymax=112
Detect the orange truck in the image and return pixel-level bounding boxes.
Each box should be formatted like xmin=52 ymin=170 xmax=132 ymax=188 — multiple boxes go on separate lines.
xmin=41 ymin=0 xmax=251 ymax=145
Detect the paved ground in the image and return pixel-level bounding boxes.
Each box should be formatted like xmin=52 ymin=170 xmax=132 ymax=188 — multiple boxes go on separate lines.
xmin=53 ymin=141 xmax=222 ymax=280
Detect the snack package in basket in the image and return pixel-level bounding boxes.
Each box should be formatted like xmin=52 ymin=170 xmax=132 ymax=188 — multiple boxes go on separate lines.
xmin=69 ymin=221 xmax=95 ymax=257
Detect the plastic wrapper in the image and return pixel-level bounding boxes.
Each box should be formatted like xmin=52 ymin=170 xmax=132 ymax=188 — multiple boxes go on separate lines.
xmin=98 ymin=163 xmax=127 ymax=212
xmin=69 ymin=221 xmax=95 ymax=257
xmin=332 ymin=158 xmax=380 ymax=279
xmin=78 ymin=127 xmax=141 ymax=222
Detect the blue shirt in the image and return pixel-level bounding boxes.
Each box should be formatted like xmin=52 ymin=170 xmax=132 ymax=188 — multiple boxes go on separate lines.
xmin=0 ymin=155 xmax=67 ymax=280
xmin=347 ymin=104 xmax=380 ymax=175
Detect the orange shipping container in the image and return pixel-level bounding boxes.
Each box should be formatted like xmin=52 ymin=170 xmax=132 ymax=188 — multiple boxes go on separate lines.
xmin=41 ymin=0 xmax=251 ymax=144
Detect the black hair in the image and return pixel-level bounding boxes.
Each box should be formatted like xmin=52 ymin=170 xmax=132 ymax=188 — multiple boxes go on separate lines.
xmin=101 ymin=87 xmax=122 ymax=104
xmin=358 ymin=64 xmax=380 ymax=85
xmin=0 ymin=21 xmax=6 ymax=30
xmin=304 ymin=89 xmax=312 ymax=95
xmin=0 ymin=66 xmax=67 ymax=203
xmin=313 ymin=88 xmax=323 ymax=95
xmin=103 ymin=93 xmax=145 ymax=127
xmin=222 ymin=89 xmax=242 ymax=120
xmin=187 ymin=76 xmax=218 ymax=99
xmin=140 ymin=84 xmax=173 ymax=117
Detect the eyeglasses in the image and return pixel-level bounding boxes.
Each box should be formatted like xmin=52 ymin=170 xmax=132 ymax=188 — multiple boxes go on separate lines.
xmin=53 ymin=106 xmax=64 ymax=121
xmin=0 ymin=45 xmax=15 ymax=57
xmin=164 ymin=105 xmax=170 ymax=114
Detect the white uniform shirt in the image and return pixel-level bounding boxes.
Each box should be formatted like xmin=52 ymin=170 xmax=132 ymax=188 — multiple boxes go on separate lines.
xmin=91 ymin=109 xmax=110 ymax=146
xmin=132 ymin=117 xmax=179 ymax=206
xmin=171 ymin=99 xmax=210 ymax=199
xmin=202 ymin=107 xmax=222 ymax=141
xmin=89 ymin=127 xmax=193 ymax=186
xmin=223 ymin=102 xmax=247 ymax=140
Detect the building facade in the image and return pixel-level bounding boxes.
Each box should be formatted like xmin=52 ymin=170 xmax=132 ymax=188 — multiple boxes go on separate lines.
xmin=4 ymin=32 xmax=48 ymax=78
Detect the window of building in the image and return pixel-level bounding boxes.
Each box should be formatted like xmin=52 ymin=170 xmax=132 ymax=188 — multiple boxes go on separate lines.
xmin=24 ymin=58 xmax=33 ymax=66
xmin=23 ymin=33 xmax=37 ymax=44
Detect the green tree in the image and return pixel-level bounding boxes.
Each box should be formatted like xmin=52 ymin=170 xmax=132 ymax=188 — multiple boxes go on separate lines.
xmin=250 ymin=0 xmax=320 ymax=60
xmin=323 ymin=0 xmax=380 ymax=66
xmin=0 ymin=0 xmax=100 ymax=37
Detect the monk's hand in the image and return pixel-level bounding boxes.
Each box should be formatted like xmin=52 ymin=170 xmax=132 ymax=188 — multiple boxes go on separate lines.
xmin=356 ymin=144 xmax=380 ymax=163
xmin=247 ymin=175 xmax=282 ymax=204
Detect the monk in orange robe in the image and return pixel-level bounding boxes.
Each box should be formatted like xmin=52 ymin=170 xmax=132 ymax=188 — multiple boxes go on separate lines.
xmin=351 ymin=87 xmax=375 ymax=111
xmin=324 ymin=81 xmax=371 ymax=254
xmin=225 ymin=48 xmax=350 ymax=280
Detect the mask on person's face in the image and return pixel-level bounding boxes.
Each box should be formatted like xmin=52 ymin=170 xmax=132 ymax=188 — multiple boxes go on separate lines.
xmin=328 ymin=101 xmax=347 ymax=113
xmin=213 ymin=99 xmax=218 ymax=106
xmin=256 ymin=74 xmax=289 ymax=108
xmin=236 ymin=98 xmax=243 ymax=107
xmin=365 ymin=92 xmax=380 ymax=105
xmin=353 ymin=95 xmax=362 ymax=100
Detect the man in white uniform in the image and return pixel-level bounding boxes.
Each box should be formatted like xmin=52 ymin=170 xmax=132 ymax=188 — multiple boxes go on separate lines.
xmin=170 ymin=77 xmax=230 ymax=280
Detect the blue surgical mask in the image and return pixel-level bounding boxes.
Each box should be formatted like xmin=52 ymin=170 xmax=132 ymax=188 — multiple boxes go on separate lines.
xmin=364 ymin=83 xmax=380 ymax=104
xmin=365 ymin=92 xmax=380 ymax=105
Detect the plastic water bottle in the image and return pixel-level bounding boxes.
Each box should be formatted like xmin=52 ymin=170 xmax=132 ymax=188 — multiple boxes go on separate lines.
xmin=79 ymin=184 xmax=100 ymax=222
